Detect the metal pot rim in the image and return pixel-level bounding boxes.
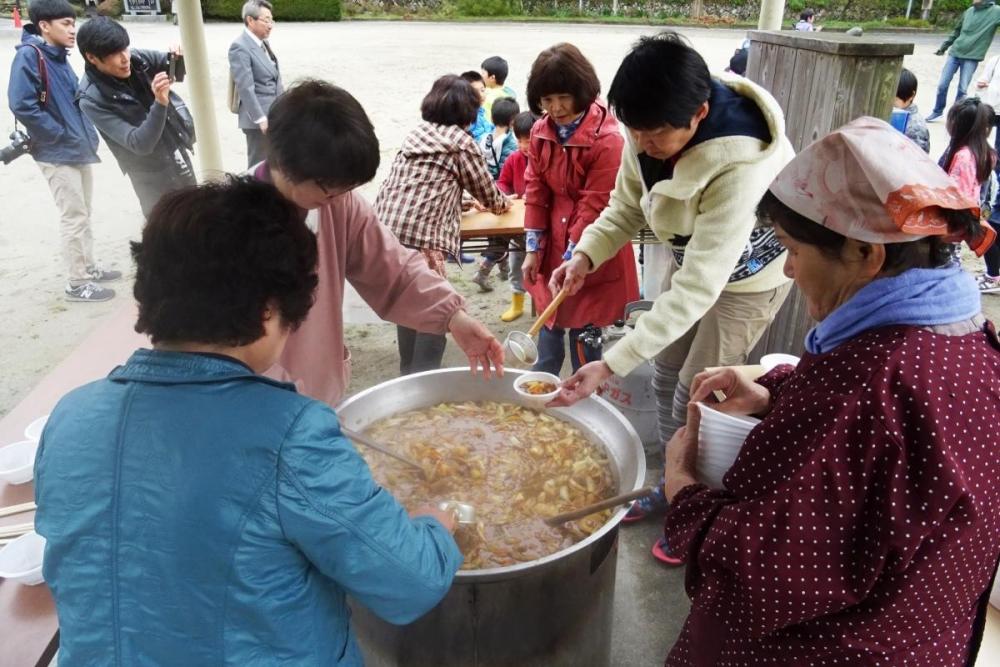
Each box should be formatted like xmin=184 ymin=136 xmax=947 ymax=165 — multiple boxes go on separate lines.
xmin=337 ymin=367 xmax=646 ymax=583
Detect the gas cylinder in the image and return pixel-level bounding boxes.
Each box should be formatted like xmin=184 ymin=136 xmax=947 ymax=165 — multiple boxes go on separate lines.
xmin=596 ymin=301 xmax=660 ymax=453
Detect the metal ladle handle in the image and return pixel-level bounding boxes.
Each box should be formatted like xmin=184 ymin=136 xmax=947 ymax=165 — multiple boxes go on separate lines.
xmin=527 ymin=287 xmax=571 ymax=337
xmin=341 ymin=427 xmax=425 ymax=474
xmin=543 ymin=486 xmax=659 ymax=526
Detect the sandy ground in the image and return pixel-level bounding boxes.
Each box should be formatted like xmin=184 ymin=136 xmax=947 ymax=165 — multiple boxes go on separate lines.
xmin=2 ymin=20 xmax=999 ymax=417
xmin=3 ymin=19 xmax=998 ymax=418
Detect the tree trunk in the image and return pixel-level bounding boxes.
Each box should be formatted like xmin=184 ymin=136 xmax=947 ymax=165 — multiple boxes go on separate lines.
xmin=691 ymin=0 xmax=703 ymax=19
xmin=758 ymin=0 xmax=786 ymax=30
xmin=922 ymin=0 xmax=934 ymax=22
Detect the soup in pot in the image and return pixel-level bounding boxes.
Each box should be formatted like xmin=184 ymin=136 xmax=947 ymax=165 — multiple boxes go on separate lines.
xmin=361 ymin=401 xmax=616 ymax=569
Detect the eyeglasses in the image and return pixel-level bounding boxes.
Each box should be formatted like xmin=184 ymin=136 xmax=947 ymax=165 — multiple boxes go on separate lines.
xmin=251 ymin=16 xmax=274 ymax=25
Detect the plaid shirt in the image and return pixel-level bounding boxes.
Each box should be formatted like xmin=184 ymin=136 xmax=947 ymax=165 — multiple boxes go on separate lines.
xmin=375 ymin=121 xmax=509 ymax=258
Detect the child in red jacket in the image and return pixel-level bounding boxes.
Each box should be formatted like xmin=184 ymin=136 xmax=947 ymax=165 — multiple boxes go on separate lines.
xmin=495 ymin=111 xmax=536 ymax=321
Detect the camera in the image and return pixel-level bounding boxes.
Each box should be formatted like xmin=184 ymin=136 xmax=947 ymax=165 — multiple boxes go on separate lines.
xmin=1 ymin=129 xmax=31 ymax=165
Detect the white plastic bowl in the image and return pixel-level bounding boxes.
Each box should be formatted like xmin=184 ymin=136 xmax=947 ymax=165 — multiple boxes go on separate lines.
xmin=760 ymin=353 xmax=800 ymax=373
xmin=0 ymin=440 xmax=38 ymax=485
xmin=0 ymin=531 xmax=45 ymax=586
xmin=23 ymin=415 xmax=48 ymax=443
xmin=513 ymin=372 xmax=561 ymax=409
xmin=696 ymin=403 xmax=760 ymax=488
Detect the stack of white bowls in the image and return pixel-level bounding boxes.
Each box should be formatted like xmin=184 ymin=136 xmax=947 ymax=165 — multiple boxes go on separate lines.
xmin=696 ymin=403 xmax=760 ymax=488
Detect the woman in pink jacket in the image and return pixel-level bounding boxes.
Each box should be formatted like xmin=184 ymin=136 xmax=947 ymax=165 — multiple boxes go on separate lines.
xmin=522 ymin=44 xmax=640 ymax=375
xmin=256 ymin=80 xmax=505 ymax=405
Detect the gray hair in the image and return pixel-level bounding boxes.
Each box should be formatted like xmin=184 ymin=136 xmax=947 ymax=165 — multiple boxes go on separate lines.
xmin=242 ymin=0 xmax=273 ymax=23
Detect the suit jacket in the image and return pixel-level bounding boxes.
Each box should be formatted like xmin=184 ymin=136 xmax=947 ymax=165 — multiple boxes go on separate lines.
xmin=227 ymin=30 xmax=283 ymax=130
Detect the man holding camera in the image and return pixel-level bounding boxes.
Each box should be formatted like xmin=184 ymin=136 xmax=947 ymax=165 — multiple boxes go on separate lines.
xmin=229 ymin=0 xmax=282 ymax=168
xmin=7 ymin=0 xmax=120 ymax=302
xmin=77 ymin=17 xmax=196 ymax=219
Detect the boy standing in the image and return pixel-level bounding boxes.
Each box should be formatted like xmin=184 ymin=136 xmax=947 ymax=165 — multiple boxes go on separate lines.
xmin=473 ymin=97 xmax=520 ymax=293
xmin=460 ymin=70 xmax=493 ymax=142
xmin=495 ymin=111 xmax=536 ymax=321
xmin=480 ymin=55 xmax=517 ymax=121
xmin=8 ymin=0 xmax=120 ymax=302
xmin=893 ymin=68 xmax=930 ymax=153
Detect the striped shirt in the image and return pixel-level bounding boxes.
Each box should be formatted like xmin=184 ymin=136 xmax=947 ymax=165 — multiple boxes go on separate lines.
xmin=375 ymin=121 xmax=509 ymax=258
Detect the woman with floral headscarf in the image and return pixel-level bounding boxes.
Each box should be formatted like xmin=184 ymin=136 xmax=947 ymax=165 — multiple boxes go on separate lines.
xmin=660 ymin=117 xmax=1000 ymax=666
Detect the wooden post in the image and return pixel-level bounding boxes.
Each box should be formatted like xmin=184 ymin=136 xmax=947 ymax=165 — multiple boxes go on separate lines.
xmin=174 ymin=0 xmax=224 ymax=180
xmin=746 ymin=30 xmax=914 ymax=356
xmin=758 ymin=0 xmax=786 ymax=30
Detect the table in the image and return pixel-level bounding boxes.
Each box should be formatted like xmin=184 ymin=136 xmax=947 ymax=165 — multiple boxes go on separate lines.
xmin=459 ymin=199 xmax=524 ymax=254
xmin=0 ymin=304 xmax=146 ymax=667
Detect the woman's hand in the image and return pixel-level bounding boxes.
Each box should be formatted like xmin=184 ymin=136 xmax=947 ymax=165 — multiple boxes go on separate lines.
xmin=689 ymin=367 xmax=772 ymax=417
xmin=411 ymin=505 xmax=457 ymax=533
xmin=522 ymin=251 xmax=541 ymax=285
xmin=546 ymin=360 xmax=613 ymax=407
xmin=548 ymin=253 xmax=591 ymax=297
xmin=664 ymin=402 xmax=701 ymax=502
xmin=448 ymin=310 xmax=504 ymax=379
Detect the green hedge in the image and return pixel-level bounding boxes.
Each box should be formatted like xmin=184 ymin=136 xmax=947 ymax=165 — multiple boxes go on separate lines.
xmin=201 ymin=0 xmax=342 ymax=21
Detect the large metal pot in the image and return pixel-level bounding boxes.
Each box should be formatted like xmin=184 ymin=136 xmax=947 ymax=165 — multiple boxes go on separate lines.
xmin=336 ymin=368 xmax=645 ymax=667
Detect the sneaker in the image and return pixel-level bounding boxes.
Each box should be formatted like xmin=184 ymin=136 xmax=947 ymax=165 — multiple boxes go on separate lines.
xmin=622 ymin=484 xmax=668 ymax=523
xmin=926 ymin=111 xmax=942 ymax=122
xmin=978 ymin=274 xmax=1000 ymax=294
xmin=65 ymin=282 xmax=115 ymax=302
xmin=651 ymin=537 xmax=684 ymax=566
xmin=86 ymin=266 xmax=122 ymax=282
xmin=471 ymin=270 xmax=494 ymax=293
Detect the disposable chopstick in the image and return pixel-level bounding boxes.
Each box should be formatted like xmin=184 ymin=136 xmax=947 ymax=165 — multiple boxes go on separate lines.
xmin=0 ymin=502 xmax=36 ymax=518
xmin=0 ymin=522 xmax=33 ymax=539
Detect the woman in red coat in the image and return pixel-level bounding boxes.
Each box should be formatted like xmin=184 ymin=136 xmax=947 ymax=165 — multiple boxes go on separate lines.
xmin=522 ymin=43 xmax=640 ymax=374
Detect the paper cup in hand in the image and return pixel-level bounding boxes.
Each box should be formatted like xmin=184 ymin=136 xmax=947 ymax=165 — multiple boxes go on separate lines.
xmin=696 ymin=403 xmax=760 ymax=488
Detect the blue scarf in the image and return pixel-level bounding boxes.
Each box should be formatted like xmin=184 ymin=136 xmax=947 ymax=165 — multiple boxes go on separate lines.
xmin=805 ymin=265 xmax=981 ymax=354
xmin=554 ymin=113 xmax=585 ymax=144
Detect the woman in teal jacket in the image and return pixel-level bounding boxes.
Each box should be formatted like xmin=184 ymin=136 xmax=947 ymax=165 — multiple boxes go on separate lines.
xmin=34 ymin=177 xmax=463 ymax=666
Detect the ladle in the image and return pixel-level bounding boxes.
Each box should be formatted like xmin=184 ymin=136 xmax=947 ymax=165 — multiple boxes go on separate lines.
xmin=341 ymin=427 xmax=426 ymax=474
xmin=503 ymin=286 xmax=571 ymax=365
xmin=543 ymin=486 xmax=658 ymax=526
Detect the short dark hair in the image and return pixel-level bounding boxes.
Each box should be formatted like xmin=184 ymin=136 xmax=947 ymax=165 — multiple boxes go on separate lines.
xmin=757 ymin=189 xmax=978 ymax=273
xmin=525 ymin=43 xmax=600 ymax=117
xmin=512 ymin=111 xmax=538 ymax=139
xmin=491 ymin=97 xmax=520 ymax=127
xmin=132 ymin=177 xmax=318 ymax=346
xmin=800 ymin=9 xmax=815 ymax=20
xmin=29 ymin=0 xmax=75 ymax=24
xmin=481 ymin=56 xmax=509 ymax=85
xmin=266 ymin=80 xmax=380 ymax=189
xmin=607 ymin=31 xmax=712 ymax=131
xmin=421 ymin=74 xmax=481 ymax=127
xmin=77 ymin=16 xmax=129 ymax=60
xmin=896 ymin=68 xmax=918 ymax=102
xmin=460 ymin=70 xmax=485 ymax=85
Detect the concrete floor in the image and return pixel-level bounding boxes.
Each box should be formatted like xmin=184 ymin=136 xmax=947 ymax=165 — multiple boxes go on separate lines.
xmin=611 ymin=449 xmax=687 ymax=666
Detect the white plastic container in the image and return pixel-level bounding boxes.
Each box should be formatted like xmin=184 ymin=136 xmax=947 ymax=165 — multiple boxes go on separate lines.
xmin=696 ymin=403 xmax=761 ymax=488
xmin=760 ymin=353 xmax=801 ymax=373
xmin=0 ymin=440 xmax=38 ymax=485
xmin=23 ymin=415 xmax=48 ymax=443
xmin=513 ymin=372 xmax=561 ymax=409
xmin=0 ymin=531 xmax=45 ymax=586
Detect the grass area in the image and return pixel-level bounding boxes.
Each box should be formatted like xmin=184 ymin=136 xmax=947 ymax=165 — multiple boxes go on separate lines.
xmin=344 ymin=11 xmax=942 ymax=31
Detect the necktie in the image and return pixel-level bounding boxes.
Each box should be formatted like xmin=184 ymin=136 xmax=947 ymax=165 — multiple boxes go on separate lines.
xmin=261 ymin=40 xmax=277 ymax=67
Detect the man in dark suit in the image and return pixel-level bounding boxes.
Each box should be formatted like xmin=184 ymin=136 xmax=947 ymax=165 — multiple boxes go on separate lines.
xmin=228 ymin=0 xmax=283 ymax=167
